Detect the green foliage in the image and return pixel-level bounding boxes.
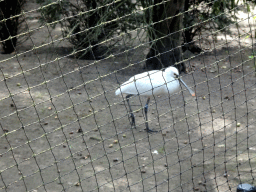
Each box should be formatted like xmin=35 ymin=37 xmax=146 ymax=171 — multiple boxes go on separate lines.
xmin=36 ymin=0 xmax=142 ymax=59
xmin=36 ymin=0 xmax=255 ymax=58
xmin=183 ymin=0 xmax=238 ymax=48
xmin=36 ymin=0 xmax=69 ymax=28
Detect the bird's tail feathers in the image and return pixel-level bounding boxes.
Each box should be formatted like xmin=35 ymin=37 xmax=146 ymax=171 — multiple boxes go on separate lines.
xmin=115 ymin=88 xmax=121 ymax=95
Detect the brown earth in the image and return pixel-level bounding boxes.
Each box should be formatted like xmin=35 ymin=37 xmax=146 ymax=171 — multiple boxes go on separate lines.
xmin=0 ymin=1 xmax=255 ymax=192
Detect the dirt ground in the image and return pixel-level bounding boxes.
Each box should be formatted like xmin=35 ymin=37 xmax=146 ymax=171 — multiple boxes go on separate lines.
xmin=0 ymin=1 xmax=256 ymax=192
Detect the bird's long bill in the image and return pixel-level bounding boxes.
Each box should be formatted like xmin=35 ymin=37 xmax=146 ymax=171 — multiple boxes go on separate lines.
xmin=179 ymin=78 xmax=195 ymax=97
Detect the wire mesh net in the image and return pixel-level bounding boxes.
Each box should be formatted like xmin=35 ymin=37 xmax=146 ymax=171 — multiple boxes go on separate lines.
xmin=0 ymin=0 xmax=256 ymax=191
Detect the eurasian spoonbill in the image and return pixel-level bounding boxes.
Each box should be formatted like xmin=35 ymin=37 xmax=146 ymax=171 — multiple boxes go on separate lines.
xmin=115 ymin=66 xmax=195 ymax=132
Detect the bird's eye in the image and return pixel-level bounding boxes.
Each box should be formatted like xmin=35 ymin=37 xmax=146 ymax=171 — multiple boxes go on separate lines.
xmin=174 ymin=73 xmax=179 ymax=78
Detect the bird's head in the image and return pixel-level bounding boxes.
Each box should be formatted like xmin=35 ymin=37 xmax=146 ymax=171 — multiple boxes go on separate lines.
xmin=165 ymin=66 xmax=179 ymax=79
xmin=165 ymin=66 xmax=196 ymax=97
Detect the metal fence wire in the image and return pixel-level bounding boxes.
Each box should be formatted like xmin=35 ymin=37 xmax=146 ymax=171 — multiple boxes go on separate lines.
xmin=0 ymin=0 xmax=256 ymax=191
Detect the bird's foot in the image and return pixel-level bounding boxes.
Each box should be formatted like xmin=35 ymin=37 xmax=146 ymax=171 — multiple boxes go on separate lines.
xmin=131 ymin=125 xmax=136 ymax=129
xmin=145 ymin=128 xmax=158 ymax=133
xmin=129 ymin=113 xmax=136 ymax=129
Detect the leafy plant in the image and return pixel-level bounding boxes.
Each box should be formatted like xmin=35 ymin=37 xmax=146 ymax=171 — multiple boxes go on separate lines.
xmin=36 ymin=0 xmax=142 ymax=59
xmin=183 ymin=0 xmax=238 ymax=52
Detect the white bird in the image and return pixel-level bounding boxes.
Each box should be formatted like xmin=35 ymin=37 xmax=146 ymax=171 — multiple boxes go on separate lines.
xmin=115 ymin=66 xmax=195 ymax=132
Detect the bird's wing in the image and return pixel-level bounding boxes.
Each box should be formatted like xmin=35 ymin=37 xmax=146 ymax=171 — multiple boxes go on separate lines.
xmin=127 ymin=70 xmax=160 ymax=82
xmin=117 ymin=70 xmax=166 ymax=95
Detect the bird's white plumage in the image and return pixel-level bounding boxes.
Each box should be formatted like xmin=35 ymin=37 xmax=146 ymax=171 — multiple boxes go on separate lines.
xmin=115 ymin=66 xmax=180 ymax=96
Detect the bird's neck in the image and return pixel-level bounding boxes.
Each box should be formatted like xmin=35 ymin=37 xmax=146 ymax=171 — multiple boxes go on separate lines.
xmin=163 ymin=71 xmax=174 ymax=82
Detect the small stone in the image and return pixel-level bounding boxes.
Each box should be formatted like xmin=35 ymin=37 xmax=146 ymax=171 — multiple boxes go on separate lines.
xmin=184 ymin=141 xmax=188 ymax=144
xmin=141 ymin=170 xmax=146 ymax=173
xmin=93 ymin=128 xmax=98 ymax=132
xmin=198 ymin=181 xmax=202 ymax=185
xmin=122 ymin=134 xmax=126 ymax=138
xmin=63 ymin=145 xmax=66 ymax=148
xmin=10 ymin=103 xmax=14 ymax=107
xmin=54 ymin=116 xmax=58 ymax=119
xmin=3 ymin=129 xmax=8 ymax=133
xmin=223 ymin=172 xmax=228 ymax=177
xmin=113 ymin=158 xmax=118 ymax=162
xmin=162 ymin=132 xmax=166 ymax=137
xmin=16 ymin=83 xmax=21 ymax=86
xmin=74 ymin=182 xmax=80 ymax=186
xmin=48 ymin=107 xmax=52 ymax=110
xmin=237 ymin=123 xmax=241 ymax=127
xmin=44 ymin=122 xmax=48 ymax=125
xmin=89 ymin=136 xmax=101 ymax=141
xmin=194 ymin=187 xmax=199 ymax=191
xmin=113 ymin=140 xmax=118 ymax=144
xmin=202 ymin=96 xmax=206 ymax=100
xmin=82 ymin=155 xmax=90 ymax=160
xmin=142 ymin=164 xmax=145 ymax=167
xmin=89 ymin=109 xmax=92 ymax=112
xmin=224 ymin=96 xmax=230 ymax=100
xmin=77 ymin=128 xmax=83 ymax=133
xmin=69 ymin=131 xmax=74 ymax=134
xmin=109 ymin=144 xmax=113 ymax=148
xmin=77 ymin=153 xmax=82 ymax=156
xmin=164 ymin=163 xmax=168 ymax=167
xmin=211 ymin=109 xmax=216 ymax=113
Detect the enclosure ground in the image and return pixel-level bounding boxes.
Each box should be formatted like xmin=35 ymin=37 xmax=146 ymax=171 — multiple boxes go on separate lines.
xmin=0 ymin=1 xmax=256 ymax=192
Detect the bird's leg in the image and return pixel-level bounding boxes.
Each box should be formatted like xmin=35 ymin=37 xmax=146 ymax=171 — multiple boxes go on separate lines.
xmin=126 ymin=94 xmax=136 ymax=128
xmin=144 ymin=97 xmax=157 ymax=133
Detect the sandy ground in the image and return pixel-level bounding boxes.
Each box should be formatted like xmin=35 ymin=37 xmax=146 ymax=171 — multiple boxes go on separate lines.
xmin=0 ymin=1 xmax=256 ymax=192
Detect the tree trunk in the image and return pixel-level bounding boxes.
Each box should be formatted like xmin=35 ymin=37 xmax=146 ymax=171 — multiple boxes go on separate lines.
xmin=145 ymin=0 xmax=185 ymax=73
xmin=0 ymin=0 xmax=24 ymax=54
